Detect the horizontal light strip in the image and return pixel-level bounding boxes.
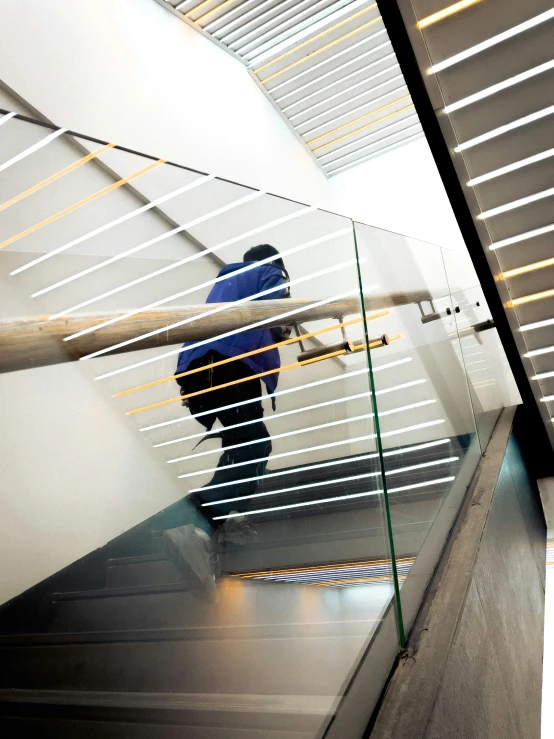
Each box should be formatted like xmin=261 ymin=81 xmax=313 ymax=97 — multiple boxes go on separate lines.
xmin=48 ymin=205 xmax=313 ymax=318
xmin=258 ymin=16 xmax=382 ymax=85
xmin=417 ymin=0 xmax=480 ymax=29
xmin=326 ymin=126 xmax=422 ymax=173
xmin=432 ymin=9 xmax=554 ymax=73
xmin=78 ymin=227 xmax=350 ymax=346
xmin=203 ymin=456 xmax=458 ymax=507
xmin=95 ymin=246 xmax=356 ymax=380
xmin=521 ymin=317 xmax=554 ymax=332
xmin=298 ymin=77 xmax=405 ymax=134
xmin=455 ymin=105 xmax=554 ymax=153
xmin=213 ymin=476 xmax=456 ymax=520
xmin=478 ymin=186 xmax=554 ymax=219
xmin=179 ymin=420 xmax=446 ymax=480
xmin=541 ymin=395 xmax=554 ymax=403
xmin=0 ymin=144 xmax=115 ymax=213
xmin=0 ymin=111 xmax=16 ymax=126
xmin=525 ymin=345 xmax=554 ymax=358
xmin=116 ymin=314 xmax=374 ymax=398
xmin=191 ymin=437 xmax=450 ymax=493
xmin=155 ymin=380 xmax=424 ymax=448
xmin=445 ymin=60 xmax=554 ymax=114
xmin=34 ymin=180 xmax=250 ymax=298
xmin=280 ymin=46 xmax=393 ymax=111
xmin=306 ymin=95 xmax=413 ymax=151
xmin=490 ymin=223 xmax=554 ymax=250
xmin=238 ymin=0 xmax=365 ymax=59
xmin=532 ymin=371 xmax=554 ymax=380
xmin=254 ymin=4 xmax=376 ymax=75
xmin=77 ymin=257 xmax=356 ymax=359
xmin=468 ymin=147 xmax=554 ymax=187
xmin=290 ymin=64 xmax=400 ymax=123
xmin=319 ymin=112 xmax=418 ymax=162
xmin=270 ymin=29 xmax=387 ymax=95
xmin=509 ymin=288 xmax=554 ymax=307
xmin=2 ymin=159 xmax=163 ymax=255
xmin=0 ymin=127 xmax=67 ymax=174
xmin=313 ymin=102 xmax=414 ymax=153
xmin=141 ymin=358 xmax=412 ymax=432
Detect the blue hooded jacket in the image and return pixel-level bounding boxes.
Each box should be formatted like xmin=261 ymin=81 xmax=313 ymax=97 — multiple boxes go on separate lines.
xmin=175 ymin=262 xmax=288 ymax=394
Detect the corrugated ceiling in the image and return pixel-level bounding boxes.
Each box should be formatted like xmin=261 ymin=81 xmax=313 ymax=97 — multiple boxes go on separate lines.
xmin=160 ymin=0 xmax=424 ymax=175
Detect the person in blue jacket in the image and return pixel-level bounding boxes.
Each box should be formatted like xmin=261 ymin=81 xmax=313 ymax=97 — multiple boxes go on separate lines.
xmin=170 ymin=244 xmax=290 ymax=540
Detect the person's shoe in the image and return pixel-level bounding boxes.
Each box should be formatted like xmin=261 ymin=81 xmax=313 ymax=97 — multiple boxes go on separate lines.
xmin=162 ymin=524 xmax=215 ymax=593
xmin=217 ymin=513 xmax=259 ymax=547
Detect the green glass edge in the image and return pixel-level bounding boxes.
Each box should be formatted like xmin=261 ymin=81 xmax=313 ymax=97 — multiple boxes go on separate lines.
xmin=352 ymin=221 xmax=407 ymax=649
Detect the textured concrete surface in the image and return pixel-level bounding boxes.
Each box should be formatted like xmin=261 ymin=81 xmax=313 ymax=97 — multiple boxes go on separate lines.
xmin=371 ymin=410 xmax=546 ymax=739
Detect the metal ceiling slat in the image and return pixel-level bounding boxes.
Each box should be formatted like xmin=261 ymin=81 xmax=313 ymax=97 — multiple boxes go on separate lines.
xmin=163 ymin=0 xmax=422 ymax=174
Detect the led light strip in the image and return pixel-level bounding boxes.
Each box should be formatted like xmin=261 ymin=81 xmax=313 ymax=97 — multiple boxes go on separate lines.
xmin=0 ymin=144 xmax=115 ymax=213
xmin=521 ymin=317 xmax=554 ymax=332
xmin=76 ymin=227 xmax=351 ymax=346
xmin=154 ymin=380 xmax=425 ymax=448
xmin=532 ymin=371 xmax=554 ymax=380
xmin=47 ymin=206 xmax=314 ymax=318
xmin=326 ymin=129 xmax=423 ymax=174
xmin=299 ymin=77 xmax=406 ymax=135
xmin=116 ymin=314 xmax=376 ymax=398
xmin=280 ymin=46 xmax=394 ymax=111
xmin=213 ymin=476 xmax=456 ymax=520
xmin=191 ymin=437 xmax=450 ymax=492
xmin=467 ymin=147 xmax=554 ymax=187
xmin=432 ymin=9 xmax=554 ymax=72
xmin=478 ymin=186 xmax=554 ymax=220
xmin=76 ymin=257 xmax=358 ymax=359
xmin=11 ymin=170 xmax=226 ymax=274
xmin=540 ymin=395 xmax=554 ymax=403
xmin=258 ymin=16 xmax=382 ymax=85
xmin=490 ymin=223 xmax=554 ymax=250
xmin=141 ymin=357 xmax=413 ymax=432
xmin=445 ymin=60 xmax=554 ymax=114
xmin=0 ymin=111 xmax=16 ymax=126
xmin=202 ymin=456 xmax=457 ymax=507
xmin=1 ymin=159 xmax=163 ymax=255
xmin=290 ymin=64 xmax=400 ymax=123
xmin=179 ymin=432 xmax=449 ymax=481
xmin=271 ymin=29 xmax=388 ymax=96
xmin=33 ymin=180 xmax=253 ymax=297
xmin=254 ymin=4 xmax=377 ymax=75
xmin=455 ymin=105 xmax=554 ymax=152
xmin=417 ymin=0 xmax=480 ymax=29
xmin=320 ymin=113 xmax=419 ymax=162
xmin=525 ymin=345 xmax=554 ymax=358
xmin=509 ymin=288 xmax=554 ymax=307
xmin=0 ymin=127 xmax=67 ymax=174
xmin=167 ymin=401 xmax=435 ymax=465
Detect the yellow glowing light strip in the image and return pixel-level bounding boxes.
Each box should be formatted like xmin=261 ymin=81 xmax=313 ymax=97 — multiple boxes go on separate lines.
xmin=126 ymin=336 xmax=399 ymax=416
xmin=312 ymin=101 xmax=413 ymax=153
xmin=0 ymin=159 xmax=164 ymax=251
xmin=113 ymin=315 xmax=384 ymax=398
xmin=417 ymin=0 xmax=481 ymax=29
xmin=500 ymin=257 xmax=554 ymax=280
xmin=508 ymin=288 xmax=554 ymax=307
xmin=255 ymin=4 xmax=376 ymax=74
xmin=258 ymin=16 xmax=382 ymax=85
xmin=195 ymin=0 xmax=236 ymax=24
xmin=232 ymin=557 xmax=415 ymax=579
xmin=0 ymin=144 xmax=115 ymax=213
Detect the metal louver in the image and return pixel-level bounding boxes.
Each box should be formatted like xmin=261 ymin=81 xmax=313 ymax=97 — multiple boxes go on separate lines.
xmin=159 ymin=0 xmax=424 ymax=175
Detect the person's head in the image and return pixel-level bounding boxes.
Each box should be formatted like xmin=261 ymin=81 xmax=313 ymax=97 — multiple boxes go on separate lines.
xmin=243 ymin=244 xmax=287 ymax=277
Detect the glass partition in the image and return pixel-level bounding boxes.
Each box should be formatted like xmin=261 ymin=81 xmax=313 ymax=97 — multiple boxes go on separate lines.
xmin=0 ymin=108 xmax=520 ymax=736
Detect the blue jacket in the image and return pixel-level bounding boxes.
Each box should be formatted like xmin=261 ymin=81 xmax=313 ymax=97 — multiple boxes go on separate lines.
xmin=176 ymin=262 xmax=288 ymax=394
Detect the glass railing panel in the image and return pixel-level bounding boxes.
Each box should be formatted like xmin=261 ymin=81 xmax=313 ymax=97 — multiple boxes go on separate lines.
xmin=353 ymin=222 xmax=482 ymax=634
xmin=0 ymin=111 xmax=400 ymax=736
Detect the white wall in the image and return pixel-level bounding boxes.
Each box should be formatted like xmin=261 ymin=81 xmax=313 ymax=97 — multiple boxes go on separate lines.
xmin=0 ymin=0 xmax=465 ymax=250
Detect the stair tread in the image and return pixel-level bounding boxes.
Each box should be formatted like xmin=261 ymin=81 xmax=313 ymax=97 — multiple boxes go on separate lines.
xmin=0 ymin=688 xmax=336 ymax=715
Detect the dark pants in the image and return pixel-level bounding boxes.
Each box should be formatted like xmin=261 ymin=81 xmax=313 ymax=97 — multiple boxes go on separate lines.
xmin=179 ymin=351 xmax=272 ymax=519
